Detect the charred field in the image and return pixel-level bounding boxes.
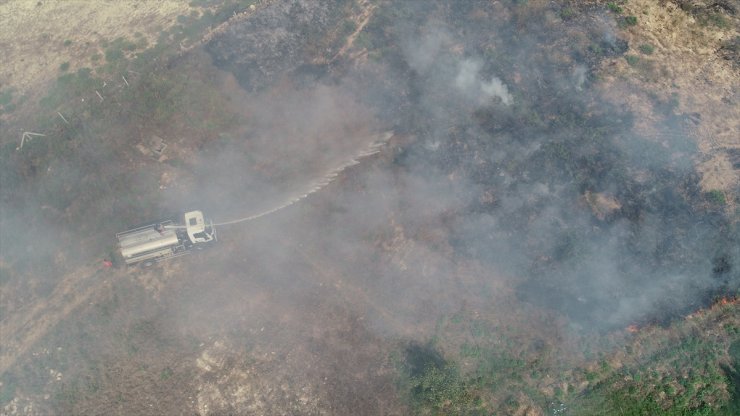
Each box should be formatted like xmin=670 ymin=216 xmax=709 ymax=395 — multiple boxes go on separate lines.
xmin=0 ymin=0 xmax=739 ymax=415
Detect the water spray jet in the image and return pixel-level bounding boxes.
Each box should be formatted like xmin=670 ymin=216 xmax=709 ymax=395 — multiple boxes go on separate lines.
xmin=212 ymin=131 xmax=392 ymax=226
xmin=116 ymin=132 xmax=393 ymax=266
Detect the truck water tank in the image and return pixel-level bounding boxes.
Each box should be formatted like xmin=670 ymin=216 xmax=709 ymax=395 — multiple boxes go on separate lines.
xmin=119 ymin=228 xmax=180 ymax=259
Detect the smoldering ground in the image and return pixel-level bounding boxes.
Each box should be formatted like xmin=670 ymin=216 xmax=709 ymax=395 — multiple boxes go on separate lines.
xmin=189 ymin=0 xmax=736 ymax=342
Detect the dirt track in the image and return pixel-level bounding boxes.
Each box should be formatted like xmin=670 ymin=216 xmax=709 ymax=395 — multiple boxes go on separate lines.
xmin=0 ymin=264 xmax=111 ymax=375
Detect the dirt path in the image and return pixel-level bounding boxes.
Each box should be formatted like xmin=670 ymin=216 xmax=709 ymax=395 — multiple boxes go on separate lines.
xmin=287 ymin=239 xmax=418 ymax=337
xmin=0 ymin=263 xmax=114 ymax=375
xmin=331 ymin=0 xmax=377 ymax=62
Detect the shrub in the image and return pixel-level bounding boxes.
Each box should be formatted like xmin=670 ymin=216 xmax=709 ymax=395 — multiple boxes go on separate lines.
xmin=588 ymin=44 xmax=604 ymax=55
xmin=105 ymin=46 xmax=123 ymax=62
xmin=639 ymin=44 xmax=654 ymax=55
xmin=623 ymin=15 xmax=638 ymax=26
xmin=607 ymin=2 xmax=623 ymax=14
xmin=410 ymin=364 xmax=477 ymax=412
xmin=706 ymin=190 xmax=726 ymax=205
xmin=700 ymin=13 xmax=729 ymax=29
xmin=59 ymin=61 xmax=70 ymax=72
xmin=625 ymin=55 xmax=640 ymax=66
xmin=160 ymin=367 xmax=174 ymax=380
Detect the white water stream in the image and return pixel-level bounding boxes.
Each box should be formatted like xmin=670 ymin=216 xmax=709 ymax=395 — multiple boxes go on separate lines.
xmin=211 ymin=131 xmax=392 ymax=226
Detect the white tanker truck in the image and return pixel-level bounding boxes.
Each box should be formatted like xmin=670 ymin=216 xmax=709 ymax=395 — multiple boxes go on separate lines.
xmin=116 ymin=210 xmax=216 ymax=267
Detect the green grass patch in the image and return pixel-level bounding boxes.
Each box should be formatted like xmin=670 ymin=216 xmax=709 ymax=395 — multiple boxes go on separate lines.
xmin=40 ymin=68 xmax=99 ymax=111
xmin=0 ymin=375 xmax=17 ymax=405
xmin=0 ymin=89 xmax=13 ymax=106
xmin=706 ymin=190 xmax=727 ymax=205
xmin=410 ymin=363 xmax=479 ymax=413
xmin=354 ymin=32 xmax=373 ymax=50
xmin=104 ymin=47 xmax=123 ymax=62
xmin=0 ymin=266 xmax=12 ymax=285
xmin=700 ymin=13 xmax=729 ymax=29
xmin=53 ymin=381 xmax=82 ymax=408
xmin=0 ymin=102 xmax=14 ymax=114
xmin=342 ymin=19 xmax=357 ymax=35
xmin=104 ymin=37 xmax=138 ymax=63
xmin=570 ymin=335 xmax=735 ymax=415
xmin=399 ymin=343 xmax=480 ymax=413
xmin=135 ymin=37 xmax=148 ymax=49
xmin=723 ymin=340 xmax=740 ymax=415
xmin=560 ymin=7 xmax=575 ymax=20
xmin=460 ymin=343 xmax=482 ymax=358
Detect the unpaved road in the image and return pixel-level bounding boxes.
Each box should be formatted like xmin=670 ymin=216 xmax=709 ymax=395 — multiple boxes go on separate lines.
xmin=0 ymin=264 xmax=113 ymax=375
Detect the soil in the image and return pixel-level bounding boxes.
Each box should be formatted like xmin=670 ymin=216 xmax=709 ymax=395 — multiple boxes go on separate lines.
xmin=598 ymin=0 xmax=739 ymax=198
xmin=0 ymin=1 xmax=193 ymax=95
xmin=0 ymin=264 xmax=112 ymax=376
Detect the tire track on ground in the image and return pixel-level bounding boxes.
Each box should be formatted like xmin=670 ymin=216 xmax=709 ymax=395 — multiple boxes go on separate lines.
xmin=0 ymin=263 xmax=114 ymax=375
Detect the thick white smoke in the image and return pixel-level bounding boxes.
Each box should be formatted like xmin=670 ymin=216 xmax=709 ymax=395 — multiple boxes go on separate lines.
xmin=455 ymin=59 xmax=512 ymax=106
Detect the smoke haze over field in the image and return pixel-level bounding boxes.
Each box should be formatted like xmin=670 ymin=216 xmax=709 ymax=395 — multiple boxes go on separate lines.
xmin=161 ymin=80 xmax=381 ymax=222
xmin=1 ymin=0 xmax=738 ymax=413
xmin=197 ymin=0 xmax=737 ymax=333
